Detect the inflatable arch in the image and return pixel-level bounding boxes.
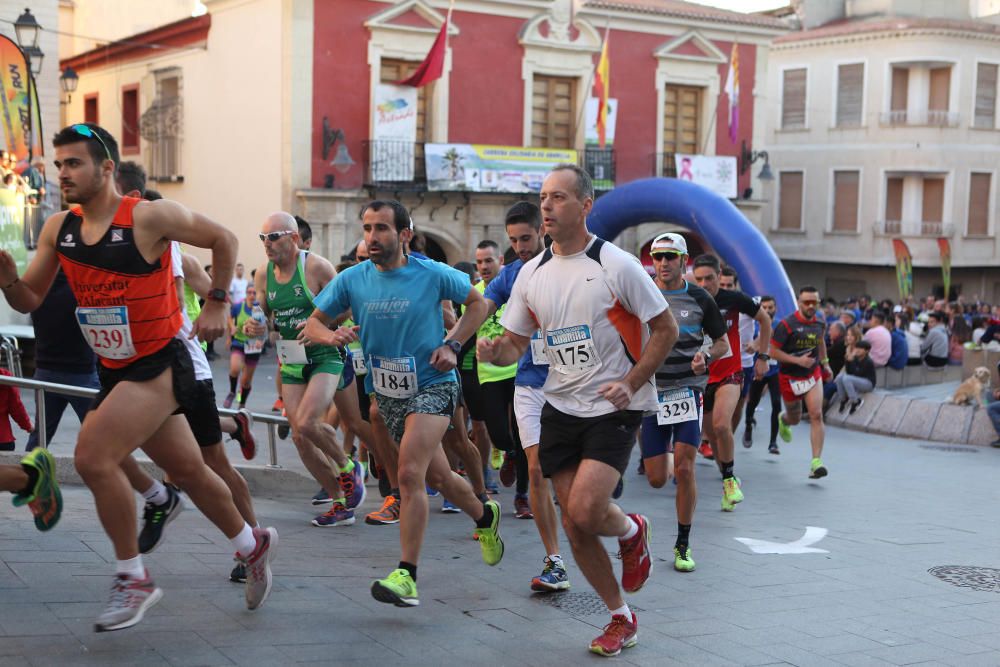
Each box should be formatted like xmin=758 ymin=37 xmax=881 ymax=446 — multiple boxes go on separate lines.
xmin=588 ymin=178 xmax=797 ymax=318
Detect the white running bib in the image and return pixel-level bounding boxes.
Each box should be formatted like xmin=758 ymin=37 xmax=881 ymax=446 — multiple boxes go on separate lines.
xmin=277 ymin=339 xmax=308 ymax=365
xmin=371 ymin=355 xmax=418 ymax=399
xmin=76 ymin=306 xmax=137 ymax=360
xmin=789 ymin=375 xmax=818 ymax=396
xmin=351 ymin=348 xmax=368 ymax=376
xmin=656 ymin=387 xmax=699 ymax=425
xmin=545 ymin=325 xmax=600 ymax=374
xmin=529 ymin=331 xmax=549 ymax=366
xmin=243 ymin=337 xmax=264 ymax=355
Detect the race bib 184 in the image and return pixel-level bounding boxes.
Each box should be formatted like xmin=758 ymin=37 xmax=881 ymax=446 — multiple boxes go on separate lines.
xmin=546 ymin=325 xmax=600 ymax=374
xmin=656 ymin=387 xmax=700 ymax=425
xmin=371 ymin=355 xmax=418 ymax=399
xmin=76 ymin=306 xmax=137 ymax=360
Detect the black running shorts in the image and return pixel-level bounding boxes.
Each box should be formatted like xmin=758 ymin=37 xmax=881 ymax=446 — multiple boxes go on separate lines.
xmin=538 ymin=402 xmax=641 ymax=477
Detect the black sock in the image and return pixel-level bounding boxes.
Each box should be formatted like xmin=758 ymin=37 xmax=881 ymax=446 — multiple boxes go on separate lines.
xmin=475 ymin=500 xmax=495 ymax=529
xmin=398 ymin=561 xmax=417 ymax=581
xmin=515 ymin=448 xmax=529 ymax=495
xmin=721 ymin=460 xmax=734 ymax=479
xmin=19 ymin=463 xmax=39 ymax=496
xmin=676 ymin=523 xmax=691 ymax=549
xmin=391 ymin=488 xmax=401 ymax=500
xmin=229 ymin=375 xmax=238 ymax=394
xmin=239 ymin=386 xmax=252 ymax=406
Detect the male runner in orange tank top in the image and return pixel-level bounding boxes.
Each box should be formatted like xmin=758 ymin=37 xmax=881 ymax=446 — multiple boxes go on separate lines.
xmin=0 ymin=123 xmax=277 ymax=632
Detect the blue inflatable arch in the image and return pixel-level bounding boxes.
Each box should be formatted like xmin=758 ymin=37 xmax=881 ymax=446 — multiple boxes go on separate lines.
xmin=588 ymin=178 xmax=797 ymax=318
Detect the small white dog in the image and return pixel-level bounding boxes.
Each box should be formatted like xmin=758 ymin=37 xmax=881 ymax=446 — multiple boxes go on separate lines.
xmin=948 ymin=367 xmax=991 ymax=406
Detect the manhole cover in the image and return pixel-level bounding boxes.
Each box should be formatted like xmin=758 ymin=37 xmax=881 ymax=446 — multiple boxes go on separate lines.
xmin=929 ymin=565 xmax=1000 ymax=592
xmin=919 ymin=445 xmax=979 ymax=453
xmin=533 ymin=591 xmax=643 ymax=616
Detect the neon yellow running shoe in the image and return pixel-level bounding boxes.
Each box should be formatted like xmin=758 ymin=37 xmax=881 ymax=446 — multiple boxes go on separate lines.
xmin=723 ymin=476 xmax=744 ymax=506
xmin=673 ymin=545 xmax=696 ymax=572
xmin=490 ymin=447 xmax=503 ymax=471
xmin=371 ymin=568 xmax=419 ymax=607
xmin=778 ymin=413 xmax=792 ymax=443
xmin=13 ymin=448 xmax=62 ymax=532
xmin=809 ymin=458 xmax=828 ymax=479
xmin=474 ymin=500 xmax=504 ymax=566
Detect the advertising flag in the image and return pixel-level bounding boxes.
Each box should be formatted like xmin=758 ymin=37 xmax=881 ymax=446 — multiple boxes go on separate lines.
xmin=723 ymin=43 xmax=739 ymax=144
xmin=593 ymin=29 xmax=610 ymax=148
xmin=892 ymin=239 xmax=913 ymax=301
xmin=0 ymin=35 xmax=43 ymax=162
xmin=937 ymin=237 xmax=952 ymax=299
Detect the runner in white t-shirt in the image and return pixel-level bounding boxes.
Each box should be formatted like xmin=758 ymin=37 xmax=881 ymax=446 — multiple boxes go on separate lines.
xmin=478 ymin=165 xmax=678 ymax=658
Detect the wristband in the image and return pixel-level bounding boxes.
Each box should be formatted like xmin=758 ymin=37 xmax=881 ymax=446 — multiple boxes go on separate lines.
xmin=1 ymin=277 xmax=18 ymax=290
xmin=821 ymin=357 xmax=830 ymax=364
xmin=443 ymin=339 xmax=462 ymax=355
xmin=206 ymin=287 xmax=229 ymax=303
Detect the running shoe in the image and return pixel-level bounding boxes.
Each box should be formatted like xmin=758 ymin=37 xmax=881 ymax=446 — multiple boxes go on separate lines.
xmin=698 ymin=441 xmax=714 ymax=460
xmin=589 ymin=612 xmax=638 ymax=657
xmin=809 ymin=458 xmax=828 ymax=479
xmin=232 ymin=408 xmax=256 ymax=460
xmin=768 ymin=442 xmax=780 ymax=455
xmin=230 ymin=562 xmax=246 ymax=584
xmin=531 ymin=557 xmax=570 ymax=592
xmin=312 ymin=502 xmax=355 ymax=527
xmin=425 ymin=484 xmax=440 ymax=497
xmin=340 ymin=460 xmax=366 ymax=510
xmin=514 ymin=494 xmax=533 ymax=519
xmin=239 ymin=526 xmax=278 ymax=610
xmin=442 ymin=498 xmax=461 ymax=513
xmin=271 ymin=398 xmax=284 ymax=413
xmin=94 ymin=571 xmax=163 ymax=632
xmin=474 ymin=500 xmax=504 ymax=565
xmin=742 ymin=419 xmax=754 ymax=448
xmin=14 ymin=447 xmax=62 ymax=532
xmin=618 ymin=514 xmax=652 ymax=593
xmin=223 ymin=392 xmax=236 ymax=409
xmin=838 ymin=397 xmax=850 ymax=414
xmin=722 ymin=476 xmax=744 ymax=508
xmin=490 ymin=447 xmax=503 ymax=471
xmin=499 ymin=453 xmax=516 ymax=487
xmin=371 ymin=568 xmax=419 ymax=607
xmin=849 ymin=398 xmax=863 ymax=415
xmin=277 ymin=422 xmax=290 ymax=440
xmin=138 ymin=483 xmax=184 ymax=554
xmin=673 ymin=545 xmax=695 ymax=572
xmin=612 ymin=476 xmax=624 ymax=500
xmin=778 ymin=414 xmax=792 ymax=443
xmin=484 ymin=467 xmax=499 ymax=495
xmin=637 ymin=459 xmax=645 ymax=475
xmin=366 ymin=495 xmax=401 ymax=525
xmin=311 ymin=488 xmax=333 ymax=506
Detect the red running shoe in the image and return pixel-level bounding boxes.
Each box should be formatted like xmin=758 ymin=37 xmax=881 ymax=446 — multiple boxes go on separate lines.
xmin=618 ymin=514 xmax=652 ymax=593
xmin=589 ymin=612 xmax=638 ymax=657
xmin=698 ymin=440 xmax=714 ymax=460
xmin=499 ymin=453 xmax=516 ymax=487
xmin=232 ymin=409 xmax=256 ymax=460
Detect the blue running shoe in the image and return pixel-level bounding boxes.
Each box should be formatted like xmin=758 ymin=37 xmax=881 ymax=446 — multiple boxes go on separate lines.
xmin=441 ymin=498 xmax=461 ymax=513
xmin=531 ymin=557 xmax=570 ymax=592
xmin=341 ymin=460 xmax=366 ymax=510
xmin=312 ymin=502 xmax=355 ymax=527
xmin=426 ymin=484 xmax=440 ymax=497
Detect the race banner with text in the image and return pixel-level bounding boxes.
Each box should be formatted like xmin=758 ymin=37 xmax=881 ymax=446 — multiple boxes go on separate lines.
xmin=425 ymin=144 xmax=577 ymax=193
xmin=0 ymin=35 xmax=43 ymax=162
xmin=0 ymin=189 xmax=27 ymax=273
xmin=371 ymin=83 xmax=418 ymax=181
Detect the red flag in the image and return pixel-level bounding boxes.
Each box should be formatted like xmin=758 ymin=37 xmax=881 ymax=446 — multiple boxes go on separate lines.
xmin=396 ymin=10 xmax=450 ymax=88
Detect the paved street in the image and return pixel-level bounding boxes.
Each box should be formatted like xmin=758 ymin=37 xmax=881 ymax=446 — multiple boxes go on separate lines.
xmin=3 ymin=395 xmax=1000 ymax=665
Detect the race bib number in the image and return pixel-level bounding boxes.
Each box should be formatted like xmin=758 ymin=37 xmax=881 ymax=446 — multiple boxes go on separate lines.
xmin=76 ymin=306 xmax=137 ymax=360
xmin=244 ymin=337 xmax=264 ymax=355
xmin=656 ymin=387 xmax=699 ymax=425
xmin=529 ymin=331 xmax=549 ymax=366
xmin=277 ymin=339 xmax=308 ymax=365
xmin=371 ymin=355 xmax=418 ymax=399
xmin=545 ymin=325 xmax=600 ymax=374
xmin=789 ymin=375 xmax=818 ymax=396
xmin=352 ymin=348 xmax=368 ymax=376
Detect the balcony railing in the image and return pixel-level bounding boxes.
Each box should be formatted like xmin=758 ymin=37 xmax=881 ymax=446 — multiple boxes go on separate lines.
xmin=875 ymin=220 xmax=955 ymax=237
xmin=363 ymin=140 xmax=427 ymax=190
xmin=583 ymin=148 xmax=615 ymax=192
xmin=879 ymin=110 xmax=960 ymax=127
xmin=653 ymin=153 xmax=678 ymax=178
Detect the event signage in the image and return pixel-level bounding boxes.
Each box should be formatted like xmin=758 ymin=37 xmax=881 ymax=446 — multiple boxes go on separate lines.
xmin=425 ymin=144 xmax=577 ymax=193
xmin=673 ymin=154 xmax=738 ymax=199
xmin=371 ymin=84 xmax=417 ymax=181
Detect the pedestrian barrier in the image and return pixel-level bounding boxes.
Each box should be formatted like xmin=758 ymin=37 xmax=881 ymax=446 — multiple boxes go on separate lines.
xmin=0 ymin=374 xmax=289 ymax=468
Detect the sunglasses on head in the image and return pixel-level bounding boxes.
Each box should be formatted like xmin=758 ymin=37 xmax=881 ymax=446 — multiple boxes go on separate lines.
xmin=259 ymin=230 xmax=296 ymax=242
xmin=651 ymin=251 xmax=683 ymax=261
xmin=71 ymin=124 xmax=113 ymax=162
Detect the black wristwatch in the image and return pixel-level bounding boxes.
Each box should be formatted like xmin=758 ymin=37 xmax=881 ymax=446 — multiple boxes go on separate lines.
xmin=758 ymin=353 xmax=771 ymax=361
xmin=443 ymin=339 xmax=462 ymax=355
xmin=206 ymin=287 xmax=228 ymax=303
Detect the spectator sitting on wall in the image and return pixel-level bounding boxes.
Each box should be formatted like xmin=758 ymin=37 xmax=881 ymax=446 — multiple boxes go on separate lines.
xmin=972 ymin=317 xmax=987 ymax=345
xmin=889 ymin=313 xmax=909 ymax=370
xmin=827 ymin=322 xmax=847 ymax=378
xmin=980 ymin=318 xmax=1000 ymax=346
xmin=863 ymin=311 xmax=892 ymax=368
xmin=949 ymin=304 xmax=972 ymax=363
xmin=921 ymin=311 xmax=950 ymax=367
xmin=831 ymin=340 xmax=876 ymax=415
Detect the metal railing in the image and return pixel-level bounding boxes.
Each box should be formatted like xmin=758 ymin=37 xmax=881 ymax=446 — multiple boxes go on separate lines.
xmin=0 ymin=374 xmax=289 ymax=468
xmin=583 ymin=147 xmax=615 ymax=191
xmin=363 ymin=139 xmax=427 ymax=190
xmin=879 ymin=110 xmax=960 ymax=127
xmin=653 ymin=153 xmax=679 ymax=178
xmin=875 ymin=220 xmax=955 ymax=237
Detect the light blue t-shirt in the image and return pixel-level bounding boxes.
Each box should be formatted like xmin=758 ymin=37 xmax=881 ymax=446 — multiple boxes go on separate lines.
xmin=484 ymin=259 xmax=548 ymax=389
xmin=313 ymin=256 xmax=470 ymax=395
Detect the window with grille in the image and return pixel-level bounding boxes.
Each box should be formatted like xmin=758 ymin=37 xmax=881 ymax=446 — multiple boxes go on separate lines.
xmin=968 ymin=172 xmax=991 ymax=236
xmin=836 ymin=64 xmax=863 ymax=127
xmin=139 ymin=69 xmax=183 ymax=181
xmin=975 ymin=63 xmax=997 ymax=129
xmin=778 ymin=171 xmax=804 ymax=230
xmin=661 ymin=85 xmax=701 ymax=177
xmin=832 ymin=171 xmax=859 ymax=232
xmin=781 ymin=68 xmax=807 ymax=129
xmin=532 ymin=75 xmax=576 ymax=148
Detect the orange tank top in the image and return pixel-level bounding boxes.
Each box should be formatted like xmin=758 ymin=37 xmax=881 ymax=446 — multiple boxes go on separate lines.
xmin=55 ymin=196 xmax=182 ymax=369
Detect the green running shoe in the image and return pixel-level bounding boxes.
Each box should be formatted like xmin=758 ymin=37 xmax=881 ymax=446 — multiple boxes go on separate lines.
xmin=13 ymin=448 xmax=62 ymax=532
xmin=474 ymin=500 xmax=504 ymax=566
xmin=809 ymin=458 xmax=828 ymax=479
xmin=778 ymin=413 xmax=792 ymax=443
xmin=673 ymin=545 xmax=696 ymax=572
xmin=723 ymin=477 xmax=744 ymax=506
xmin=371 ymin=568 xmax=419 ymax=607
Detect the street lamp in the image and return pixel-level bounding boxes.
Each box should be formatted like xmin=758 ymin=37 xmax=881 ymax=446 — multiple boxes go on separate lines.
xmin=739 ymin=140 xmax=773 ymax=182
xmin=13 ymin=8 xmax=45 ymax=162
xmin=60 ymin=66 xmax=79 ymax=104
xmin=13 ymin=8 xmax=39 ymax=50
xmin=23 ymin=45 xmax=42 ymax=76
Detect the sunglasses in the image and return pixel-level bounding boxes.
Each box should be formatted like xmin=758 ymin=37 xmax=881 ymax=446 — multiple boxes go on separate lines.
xmin=801 ymin=300 xmax=819 ymax=306
xmin=259 ymin=230 xmax=296 ymax=242
xmin=71 ymin=124 xmax=113 ymax=162
xmin=650 ymin=251 xmax=683 ymax=261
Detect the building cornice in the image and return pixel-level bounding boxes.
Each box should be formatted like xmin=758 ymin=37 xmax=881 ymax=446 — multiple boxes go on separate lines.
xmin=59 ymin=14 xmax=211 ymax=74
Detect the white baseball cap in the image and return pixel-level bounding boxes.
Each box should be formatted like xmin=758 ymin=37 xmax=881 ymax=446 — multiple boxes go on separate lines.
xmin=650 ymin=232 xmax=688 ymax=256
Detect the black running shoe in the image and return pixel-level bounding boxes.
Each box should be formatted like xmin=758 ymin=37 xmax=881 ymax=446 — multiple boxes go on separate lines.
xmin=230 ymin=562 xmax=247 ymax=583
xmin=277 ymin=423 xmax=290 ymax=440
xmin=138 ymin=484 xmax=184 ymax=554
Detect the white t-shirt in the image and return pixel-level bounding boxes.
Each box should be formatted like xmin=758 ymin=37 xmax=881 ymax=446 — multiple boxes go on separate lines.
xmin=739 ymin=313 xmax=755 ymax=368
xmin=171 ymin=243 xmax=213 ymax=381
xmin=229 ymin=276 xmax=249 ymax=305
xmin=501 ymin=236 xmax=668 ymax=418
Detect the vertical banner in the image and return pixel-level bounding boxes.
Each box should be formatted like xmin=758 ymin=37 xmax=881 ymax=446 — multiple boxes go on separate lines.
xmin=892 ymin=239 xmax=913 ymax=301
xmin=937 ymin=237 xmax=951 ymax=299
xmin=0 ymin=36 xmax=39 ymax=162
xmin=0 ymin=189 xmax=26 ymax=273
xmin=371 ymin=83 xmax=418 ymax=181
xmin=584 ymin=98 xmax=617 ymax=147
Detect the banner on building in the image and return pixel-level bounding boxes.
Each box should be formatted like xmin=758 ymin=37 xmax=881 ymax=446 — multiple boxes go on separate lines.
xmin=425 ymin=143 xmax=577 ymax=193
xmin=0 ymin=189 xmax=27 ymax=273
xmin=673 ymin=154 xmax=738 ymax=199
xmin=585 ymin=97 xmax=618 ymax=147
xmin=937 ymin=237 xmax=951 ymax=299
xmin=0 ymin=35 xmax=43 ymax=163
xmin=892 ymin=239 xmax=913 ymax=301
xmin=371 ymin=83 xmax=418 ymax=181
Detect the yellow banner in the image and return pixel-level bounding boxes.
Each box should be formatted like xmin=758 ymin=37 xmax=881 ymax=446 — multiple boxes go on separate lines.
xmin=0 ymin=35 xmax=43 ymax=162
xmin=0 ymin=189 xmax=27 ymax=273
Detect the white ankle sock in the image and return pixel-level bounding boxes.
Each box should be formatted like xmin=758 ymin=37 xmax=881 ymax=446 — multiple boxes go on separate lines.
xmin=621 ymin=516 xmax=639 ymax=541
xmin=116 ymin=555 xmax=145 ymax=579
xmin=231 ymin=523 xmax=257 ymax=557
xmin=548 ymin=553 xmax=562 ymax=564
xmin=610 ymin=603 xmax=631 ymax=619
xmin=142 ymin=480 xmax=169 ymax=506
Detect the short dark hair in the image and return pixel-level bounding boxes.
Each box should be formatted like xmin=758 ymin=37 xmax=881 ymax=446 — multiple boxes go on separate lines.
xmin=550 ymin=163 xmax=594 ymax=201
xmin=476 ymin=239 xmax=500 ymax=253
xmin=870 ymin=311 xmax=885 ymax=324
xmin=721 ymin=266 xmax=738 ymax=280
xmin=142 ymin=189 xmax=162 ymax=201
xmin=361 ymin=199 xmax=411 ymax=232
xmin=294 ymin=215 xmax=312 ymax=244
xmin=929 ymin=310 xmax=947 ymax=322
xmin=799 ymin=285 xmax=819 ymax=295
xmin=505 ymin=201 xmax=541 ymax=230
xmin=452 ymin=261 xmax=476 ymax=281
xmin=53 ymin=123 xmax=120 ymax=169
xmin=855 ymin=340 xmax=872 ymax=351
xmin=760 ymin=295 xmax=775 ymax=304
xmin=117 ymin=161 xmax=146 ymax=196
xmin=692 ymin=253 xmax=721 ymax=274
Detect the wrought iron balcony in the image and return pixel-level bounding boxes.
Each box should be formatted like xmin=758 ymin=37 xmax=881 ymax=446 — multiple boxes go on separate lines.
xmin=363 ymin=140 xmax=427 ymax=190
xmin=582 ymin=147 xmax=615 ymax=191
xmin=875 ymin=220 xmax=955 ymax=237
xmin=879 ymin=110 xmax=960 ymax=127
